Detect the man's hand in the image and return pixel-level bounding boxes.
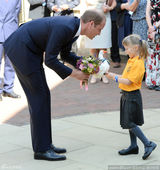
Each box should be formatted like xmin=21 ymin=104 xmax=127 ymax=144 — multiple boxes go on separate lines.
xmin=70 ymin=69 xmax=90 ymax=82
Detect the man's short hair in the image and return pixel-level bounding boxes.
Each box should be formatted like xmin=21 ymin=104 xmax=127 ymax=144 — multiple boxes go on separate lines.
xmin=81 ymin=9 xmax=105 ymax=26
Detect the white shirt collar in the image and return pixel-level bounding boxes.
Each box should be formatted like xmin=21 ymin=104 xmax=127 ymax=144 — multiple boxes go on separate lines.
xmin=74 ymin=22 xmax=81 ymax=37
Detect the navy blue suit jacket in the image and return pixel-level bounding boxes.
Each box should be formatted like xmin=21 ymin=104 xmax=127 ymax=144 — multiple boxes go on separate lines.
xmin=4 ymin=16 xmax=80 ymax=79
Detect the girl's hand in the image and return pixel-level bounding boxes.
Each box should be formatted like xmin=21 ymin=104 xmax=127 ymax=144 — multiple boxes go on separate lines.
xmin=106 ymin=72 xmax=116 ymax=79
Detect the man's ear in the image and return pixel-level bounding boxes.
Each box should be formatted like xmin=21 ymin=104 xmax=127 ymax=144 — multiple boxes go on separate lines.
xmin=87 ymin=20 xmax=94 ymax=29
xmin=90 ymin=20 xmax=94 ymax=26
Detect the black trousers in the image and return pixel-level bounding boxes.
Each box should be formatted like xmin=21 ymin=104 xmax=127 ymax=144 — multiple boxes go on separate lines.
xmin=110 ymin=21 xmax=121 ymax=63
xmin=14 ymin=66 xmax=52 ymax=152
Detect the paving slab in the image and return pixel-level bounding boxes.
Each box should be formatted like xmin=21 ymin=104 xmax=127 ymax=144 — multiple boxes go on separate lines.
xmin=0 ymin=109 xmax=160 ymax=170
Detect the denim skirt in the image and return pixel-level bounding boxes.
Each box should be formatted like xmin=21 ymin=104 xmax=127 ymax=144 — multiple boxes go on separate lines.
xmin=120 ymin=90 xmax=144 ymax=129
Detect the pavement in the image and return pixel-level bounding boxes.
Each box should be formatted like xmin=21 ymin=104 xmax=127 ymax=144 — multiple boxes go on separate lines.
xmin=0 ymin=41 xmax=160 ymax=170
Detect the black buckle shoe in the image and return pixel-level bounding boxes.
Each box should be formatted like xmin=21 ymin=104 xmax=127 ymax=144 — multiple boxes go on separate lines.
xmin=51 ymin=144 xmax=67 ymax=154
xmin=142 ymin=141 xmax=157 ymax=160
xmin=34 ymin=149 xmax=66 ymax=161
xmin=2 ymin=91 xmax=21 ymax=98
xmin=119 ymin=146 xmax=139 ymax=155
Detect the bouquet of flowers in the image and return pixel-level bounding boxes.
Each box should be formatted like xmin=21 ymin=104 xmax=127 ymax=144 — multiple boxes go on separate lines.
xmin=76 ymin=55 xmax=100 ymax=90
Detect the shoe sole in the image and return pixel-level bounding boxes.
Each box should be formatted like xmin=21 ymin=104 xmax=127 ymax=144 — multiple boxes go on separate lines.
xmin=2 ymin=94 xmax=20 ymax=98
xmin=119 ymin=151 xmax=139 ymax=155
xmin=34 ymin=155 xmax=66 ymax=161
xmin=142 ymin=144 xmax=157 ymax=160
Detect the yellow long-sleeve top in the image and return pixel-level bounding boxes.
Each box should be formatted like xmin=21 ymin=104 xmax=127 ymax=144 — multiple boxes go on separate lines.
xmin=119 ymin=56 xmax=145 ymax=92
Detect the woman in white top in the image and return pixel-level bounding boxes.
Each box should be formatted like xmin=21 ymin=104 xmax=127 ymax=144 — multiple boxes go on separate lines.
xmin=85 ymin=0 xmax=116 ymax=83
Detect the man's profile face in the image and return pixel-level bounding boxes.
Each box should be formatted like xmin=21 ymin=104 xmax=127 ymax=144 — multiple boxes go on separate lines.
xmin=86 ymin=19 xmax=106 ymax=39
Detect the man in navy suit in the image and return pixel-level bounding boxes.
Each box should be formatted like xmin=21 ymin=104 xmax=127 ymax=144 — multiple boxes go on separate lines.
xmin=4 ymin=9 xmax=106 ymax=161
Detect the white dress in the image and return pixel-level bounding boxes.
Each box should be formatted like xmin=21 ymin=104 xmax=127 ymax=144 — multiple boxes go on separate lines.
xmin=85 ymin=0 xmax=112 ymax=49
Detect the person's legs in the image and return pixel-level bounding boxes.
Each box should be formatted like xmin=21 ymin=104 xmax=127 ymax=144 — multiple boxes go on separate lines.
xmin=110 ymin=21 xmax=120 ymax=68
xmin=131 ymin=126 xmax=150 ymax=146
xmin=2 ymin=51 xmax=20 ymax=98
xmin=90 ymin=49 xmax=99 ymax=83
xmin=16 ymin=68 xmax=52 ymax=152
xmin=3 ymin=53 xmax=15 ymax=93
xmin=0 ymin=44 xmax=3 ymax=98
xmin=131 ymin=126 xmax=157 ymax=160
xmin=129 ymin=129 xmax=137 ymax=148
xmin=90 ymin=49 xmax=99 ymax=57
xmin=15 ymin=67 xmax=66 ymax=161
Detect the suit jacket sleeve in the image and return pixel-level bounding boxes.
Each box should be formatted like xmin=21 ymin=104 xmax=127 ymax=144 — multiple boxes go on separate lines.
xmin=45 ymin=22 xmax=79 ymax=79
xmin=60 ymin=43 xmax=80 ymax=67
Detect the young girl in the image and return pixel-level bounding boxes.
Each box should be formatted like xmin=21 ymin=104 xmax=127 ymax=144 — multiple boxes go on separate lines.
xmin=106 ymin=34 xmax=157 ymax=160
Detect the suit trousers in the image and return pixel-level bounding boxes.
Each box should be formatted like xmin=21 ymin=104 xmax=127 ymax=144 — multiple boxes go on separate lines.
xmin=110 ymin=21 xmax=121 ymax=63
xmin=14 ymin=66 xmax=52 ymax=152
xmin=0 ymin=44 xmax=15 ymax=94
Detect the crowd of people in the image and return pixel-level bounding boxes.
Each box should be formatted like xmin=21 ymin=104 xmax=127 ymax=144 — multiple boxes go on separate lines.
xmin=0 ymin=0 xmax=160 ymax=102
xmin=0 ymin=0 xmax=159 ymax=162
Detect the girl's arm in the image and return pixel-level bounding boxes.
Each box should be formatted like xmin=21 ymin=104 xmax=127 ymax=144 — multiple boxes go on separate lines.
xmin=106 ymin=72 xmax=132 ymax=85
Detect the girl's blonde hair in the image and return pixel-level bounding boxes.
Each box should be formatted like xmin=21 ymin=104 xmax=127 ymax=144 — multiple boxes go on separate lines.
xmin=122 ymin=34 xmax=149 ymax=59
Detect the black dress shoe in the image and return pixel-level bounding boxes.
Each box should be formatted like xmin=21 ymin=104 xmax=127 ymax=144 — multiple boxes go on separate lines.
xmin=119 ymin=146 xmax=139 ymax=155
xmin=51 ymin=144 xmax=67 ymax=154
xmin=34 ymin=149 xmax=66 ymax=161
xmin=142 ymin=141 xmax=157 ymax=160
xmin=2 ymin=91 xmax=21 ymax=98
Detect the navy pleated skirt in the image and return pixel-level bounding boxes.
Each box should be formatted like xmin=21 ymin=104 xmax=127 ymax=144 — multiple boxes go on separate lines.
xmin=120 ymin=90 xmax=144 ymax=129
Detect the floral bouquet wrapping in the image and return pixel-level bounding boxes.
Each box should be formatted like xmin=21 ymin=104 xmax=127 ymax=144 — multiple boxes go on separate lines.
xmin=94 ymin=50 xmax=110 ymax=79
xmin=76 ymin=55 xmax=100 ymax=90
